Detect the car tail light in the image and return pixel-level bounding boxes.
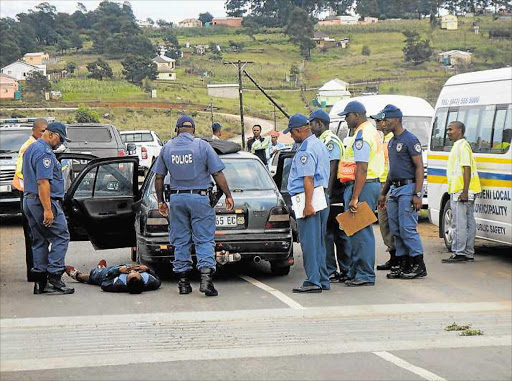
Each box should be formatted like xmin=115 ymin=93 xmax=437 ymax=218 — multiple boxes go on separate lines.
xmin=141 ymin=147 xmax=148 ymax=160
xmin=265 ymin=206 xmax=290 ymax=229
xmin=146 ymin=209 xmax=169 ymax=233
xmin=118 ymin=149 xmax=126 ymax=157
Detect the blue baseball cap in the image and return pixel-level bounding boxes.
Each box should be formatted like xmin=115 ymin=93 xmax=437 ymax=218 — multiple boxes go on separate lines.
xmin=283 ymin=114 xmax=309 ymax=134
xmin=380 ymin=104 xmax=403 ymax=119
xmin=46 ymin=122 xmax=71 ymax=142
xmin=211 ymin=122 xmax=222 ymax=132
xmin=309 ymin=109 xmax=330 ymax=124
xmin=337 ymin=101 xmax=366 ymax=116
xmin=176 ymin=115 xmax=195 ymax=129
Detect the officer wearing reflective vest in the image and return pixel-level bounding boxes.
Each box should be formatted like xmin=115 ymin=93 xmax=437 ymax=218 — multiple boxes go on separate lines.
xmin=22 ymin=122 xmax=74 ymax=295
xmin=309 ymin=109 xmax=351 ymax=282
xmin=285 ymin=114 xmax=330 ymax=293
xmin=153 ymin=115 xmax=234 ymax=297
xmin=378 ymin=105 xmax=427 ymax=279
xmin=337 ymin=101 xmax=384 ymax=287
xmin=370 ymin=110 xmax=397 ymax=271
xmin=12 ymin=118 xmax=47 ymax=282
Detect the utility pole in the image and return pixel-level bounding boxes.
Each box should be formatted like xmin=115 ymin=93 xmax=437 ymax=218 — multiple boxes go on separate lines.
xmin=224 ymin=60 xmax=253 ymax=150
xmin=169 ymin=108 xmax=173 ymax=138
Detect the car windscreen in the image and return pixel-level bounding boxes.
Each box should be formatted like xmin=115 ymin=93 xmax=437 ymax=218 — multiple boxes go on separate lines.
xmin=67 ymin=127 xmax=112 ymax=142
xmin=402 ymin=116 xmax=431 ymax=148
xmin=222 ymin=158 xmax=275 ymax=191
xmin=121 ymin=133 xmax=153 ymax=143
xmin=0 ymin=130 xmax=32 ymax=153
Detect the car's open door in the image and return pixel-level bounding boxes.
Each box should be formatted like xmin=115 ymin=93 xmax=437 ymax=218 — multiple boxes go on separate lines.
xmin=63 ymin=157 xmax=139 ymax=249
xmin=273 ymin=150 xmax=298 ymax=241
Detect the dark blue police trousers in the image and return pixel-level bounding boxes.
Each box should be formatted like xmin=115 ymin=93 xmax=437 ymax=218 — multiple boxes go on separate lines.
xmin=23 ymin=197 xmax=69 ymax=275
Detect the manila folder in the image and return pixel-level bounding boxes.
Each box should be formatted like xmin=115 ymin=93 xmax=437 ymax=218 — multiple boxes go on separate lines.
xmin=336 ymin=201 xmax=377 ymax=237
xmin=291 ymin=186 xmax=328 ymax=219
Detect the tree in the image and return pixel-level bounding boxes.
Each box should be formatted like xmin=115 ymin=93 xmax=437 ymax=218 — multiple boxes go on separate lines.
xmin=209 ymin=43 xmax=223 ymax=61
xmin=66 ymin=62 xmax=77 ymax=74
xmin=75 ymin=105 xmax=100 ymax=123
xmin=402 ymin=30 xmax=433 ymax=65
xmin=25 ymin=71 xmax=51 ymax=96
xmin=362 ymin=45 xmax=371 ymax=56
xmin=198 ymin=12 xmax=214 ymax=25
xmin=86 ymin=59 xmax=114 ymax=80
xmin=285 ymin=7 xmax=315 ymax=60
xmin=225 ymin=0 xmax=247 ymax=17
xmin=122 ymin=55 xmax=157 ymax=85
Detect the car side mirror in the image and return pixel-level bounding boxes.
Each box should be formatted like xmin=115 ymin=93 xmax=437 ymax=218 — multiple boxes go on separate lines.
xmin=126 ymin=143 xmax=137 ymax=155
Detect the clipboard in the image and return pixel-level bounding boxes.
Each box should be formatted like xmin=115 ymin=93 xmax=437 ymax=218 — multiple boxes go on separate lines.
xmin=291 ymin=186 xmax=328 ymax=219
xmin=336 ymin=201 xmax=377 ymax=236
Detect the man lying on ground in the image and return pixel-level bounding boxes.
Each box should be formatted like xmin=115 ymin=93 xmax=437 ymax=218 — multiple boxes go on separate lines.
xmin=65 ymin=259 xmax=161 ymax=294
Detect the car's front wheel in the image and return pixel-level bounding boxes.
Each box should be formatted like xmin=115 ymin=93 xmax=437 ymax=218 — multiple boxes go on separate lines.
xmin=441 ymin=200 xmax=454 ymax=251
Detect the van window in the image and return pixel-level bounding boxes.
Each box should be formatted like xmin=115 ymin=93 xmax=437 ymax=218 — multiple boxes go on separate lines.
xmin=430 ymin=104 xmax=511 ymax=154
xmin=68 ymin=127 xmax=112 ymax=142
xmin=121 ymin=133 xmax=153 ymax=143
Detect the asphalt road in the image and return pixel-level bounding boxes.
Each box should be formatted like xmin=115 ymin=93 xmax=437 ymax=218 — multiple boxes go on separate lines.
xmin=1 ymin=214 xmax=511 ymax=381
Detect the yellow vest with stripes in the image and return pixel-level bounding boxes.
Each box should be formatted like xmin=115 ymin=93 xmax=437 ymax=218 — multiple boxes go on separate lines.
xmin=344 ymin=121 xmax=384 ymax=181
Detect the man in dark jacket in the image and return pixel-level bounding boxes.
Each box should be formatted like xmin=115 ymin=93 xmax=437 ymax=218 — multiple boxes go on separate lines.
xmin=65 ymin=260 xmax=161 ymax=294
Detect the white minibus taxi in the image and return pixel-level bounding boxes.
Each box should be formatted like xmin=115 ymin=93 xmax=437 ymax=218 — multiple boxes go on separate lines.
xmin=427 ymin=67 xmax=512 ymax=249
xmin=329 ymin=95 xmax=434 ymax=206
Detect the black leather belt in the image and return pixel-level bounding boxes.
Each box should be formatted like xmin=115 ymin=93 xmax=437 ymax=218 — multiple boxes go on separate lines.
xmin=391 ymin=179 xmax=415 ymax=187
xmin=169 ymin=189 xmax=208 ymax=196
xmin=345 ymin=178 xmax=380 ymax=186
xmin=24 ymin=193 xmax=63 ymax=201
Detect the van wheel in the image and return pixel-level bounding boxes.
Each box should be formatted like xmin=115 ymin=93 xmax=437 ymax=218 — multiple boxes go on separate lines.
xmin=441 ymin=201 xmax=454 ymax=251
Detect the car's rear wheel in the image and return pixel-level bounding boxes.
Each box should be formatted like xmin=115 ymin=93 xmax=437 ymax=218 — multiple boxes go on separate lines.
xmin=442 ymin=200 xmax=454 ymax=251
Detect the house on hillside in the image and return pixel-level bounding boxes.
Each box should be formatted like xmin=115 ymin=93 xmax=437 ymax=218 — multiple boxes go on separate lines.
xmin=360 ymin=17 xmax=378 ymax=25
xmin=23 ymin=52 xmax=49 ymax=66
xmin=1 ymin=61 xmax=46 ymax=81
xmin=0 ymin=73 xmax=19 ymax=100
xmin=212 ymin=17 xmax=243 ymax=27
xmin=153 ymin=54 xmax=176 ymax=80
xmin=318 ymin=15 xmax=359 ymax=26
xmin=313 ymin=31 xmax=336 ymax=48
xmin=178 ymin=18 xmax=202 ymax=28
xmin=441 ymin=14 xmax=458 ymax=30
xmin=439 ymin=50 xmax=472 ymax=67
xmin=316 ymin=78 xmax=351 ymax=107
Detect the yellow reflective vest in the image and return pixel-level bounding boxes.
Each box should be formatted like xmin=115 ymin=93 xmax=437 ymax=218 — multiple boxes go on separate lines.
xmin=12 ymin=135 xmax=36 ymax=191
xmin=447 ymin=138 xmax=482 ymax=194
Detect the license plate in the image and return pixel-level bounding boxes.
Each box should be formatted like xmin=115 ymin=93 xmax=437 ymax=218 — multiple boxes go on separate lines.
xmin=216 ymin=214 xmax=237 ymax=227
xmin=0 ymin=185 xmax=11 ymax=192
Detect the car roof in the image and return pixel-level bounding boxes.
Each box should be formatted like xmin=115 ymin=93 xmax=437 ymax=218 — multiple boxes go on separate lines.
xmin=67 ymin=123 xmax=116 ymax=128
xmin=0 ymin=126 xmax=32 ymax=130
xmin=119 ymin=130 xmax=153 ymax=134
xmin=220 ymin=151 xmax=260 ymax=159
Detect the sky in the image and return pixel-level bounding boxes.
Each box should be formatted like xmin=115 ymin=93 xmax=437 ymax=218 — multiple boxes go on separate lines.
xmin=0 ymin=0 xmax=227 ymax=23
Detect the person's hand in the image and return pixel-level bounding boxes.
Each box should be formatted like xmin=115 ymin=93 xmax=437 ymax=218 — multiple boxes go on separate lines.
xmin=459 ymin=191 xmax=469 ymax=202
xmin=119 ymin=266 xmax=129 ymax=274
xmin=225 ymin=196 xmax=234 ymax=211
xmin=138 ymin=265 xmax=149 ymax=272
xmin=158 ymin=202 xmax=169 ymax=217
xmin=43 ymin=209 xmax=54 ymax=228
xmin=303 ymin=203 xmax=315 ymax=218
xmin=349 ymin=198 xmax=359 ymax=213
xmin=378 ymin=194 xmax=387 ymax=210
xmin=412 ymin=195 xmax=422 ymax=211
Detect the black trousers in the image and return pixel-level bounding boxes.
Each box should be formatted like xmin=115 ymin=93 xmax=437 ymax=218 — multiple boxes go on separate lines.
xmin=20 ymin=193 xmax=35 ymax=282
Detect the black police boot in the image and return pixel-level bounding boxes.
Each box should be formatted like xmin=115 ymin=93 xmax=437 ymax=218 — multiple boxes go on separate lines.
xmin=401 ymin=255 xmax=427 ymax=279
xmin=178 ymin=271 xmax=192 ymax=295
xmin=45 ymin=273 xmax=75 ymax=295
xmin=32 ymin=270 xmax=48 ymax=295
xmin=376 ymin=250 xmax=396 ymax=271
xmin=386 ymin=256 xmax=409 ymax=279
xmin=199 ymin=268 xmax=218 ymax=297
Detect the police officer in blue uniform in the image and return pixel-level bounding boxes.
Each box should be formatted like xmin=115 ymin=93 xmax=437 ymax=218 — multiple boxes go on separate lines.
xmin=22 ymin=122 xmax=74 ymax=295
xmin=378 ymin=105 xmax=427 ymax=279
xmin=308 ymin=109 xmax=351 ymax=282
xmin=285 ymin=114 xmax=330 ymax=293
xmin=153 ymin=115 xmax=234 ymax=297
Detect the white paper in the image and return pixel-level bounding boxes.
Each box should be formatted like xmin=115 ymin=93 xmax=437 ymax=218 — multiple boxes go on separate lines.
xmin=291 ymin=186 xmax=328 ymax=219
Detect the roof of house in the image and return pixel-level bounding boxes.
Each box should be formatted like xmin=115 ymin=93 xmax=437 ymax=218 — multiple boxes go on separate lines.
xmin=24 ymin=52 xmax=47 ymax=57
xmin=1 ymin=61 xmax=41 ymax=71
xmin=318 ymin=78 xmax=349 ymax=91
xmin=439 ymin=50 xmax=472 ymax=56
xmin=153 ymin=55 xmax=175 ymax=63
xmin=0 ymin=73 xmax=18 ymax=81
xmin=180 ymin=18 xmax=200 ymax=23
xmin=212 ymin=17 xmax=243 ymax=20
xmin=314 ymin=31 xmax=329 ymax=39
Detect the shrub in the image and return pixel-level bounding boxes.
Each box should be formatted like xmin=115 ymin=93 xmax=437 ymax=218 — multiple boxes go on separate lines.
xmin=362 ymin=45 xmax=371 ymax=56
xmin=75 ymin=105 xmax=100 ymax=123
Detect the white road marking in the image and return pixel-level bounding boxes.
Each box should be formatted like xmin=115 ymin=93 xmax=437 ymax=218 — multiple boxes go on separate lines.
xmin=239 ymin=275 xmax=305 ymax=309
xmin=374 ymin=351 xmax=447 ymax=381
